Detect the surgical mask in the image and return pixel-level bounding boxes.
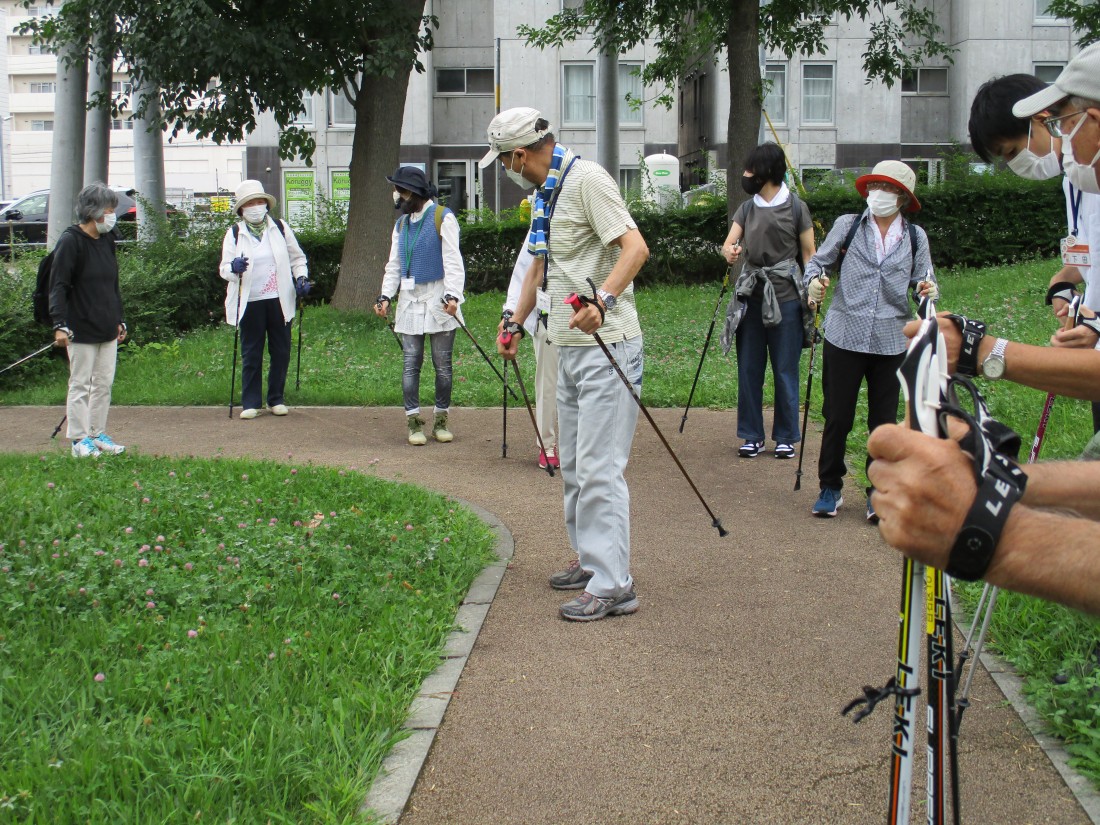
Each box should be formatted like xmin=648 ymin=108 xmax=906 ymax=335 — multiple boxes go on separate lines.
xmin=505 ymin=154 xmax=536 ymax=191
xmin=1007 ymin=122 xmax=1062 ymax=180
xmin=1062 ymin=113 xmax=1100 ymax=195
xmin=393 ymin=191 xmax=402 ymax=207
xmin=94 ymin=212 xmax=116 ymax=234
xmin=866 ymin=189 xmax=900 ymax=218
xmin=242 ymin=204 xmax=268 ymax=224
xmin=741 ymin=175 xmax=764 ymax=196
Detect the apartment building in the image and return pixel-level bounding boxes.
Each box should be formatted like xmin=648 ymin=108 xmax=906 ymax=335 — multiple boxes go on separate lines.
xmin=681 ymin=0 xmax=1081 ymax=189
xmin=0 ymin=0 xmax=245 ymax=202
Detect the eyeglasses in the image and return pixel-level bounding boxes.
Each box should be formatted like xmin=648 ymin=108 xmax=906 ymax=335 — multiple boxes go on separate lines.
xmin=866 ymin=181 xmax=902 ymax=194
xmin=1043 ymin=110 xmax=1087 ymax=138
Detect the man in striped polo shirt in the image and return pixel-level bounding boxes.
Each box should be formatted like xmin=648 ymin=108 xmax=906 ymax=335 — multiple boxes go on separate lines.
xmin=484 ymin=107 xmax=650 ymax=622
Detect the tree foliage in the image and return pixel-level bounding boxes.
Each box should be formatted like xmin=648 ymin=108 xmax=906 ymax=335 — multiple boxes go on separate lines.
xmin=1044 ymin=0 xmax=1100 ymax=45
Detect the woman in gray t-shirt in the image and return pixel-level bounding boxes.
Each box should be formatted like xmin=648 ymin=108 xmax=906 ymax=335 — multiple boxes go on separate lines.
xmin=720 ymin=142 xmax=816 ymax=459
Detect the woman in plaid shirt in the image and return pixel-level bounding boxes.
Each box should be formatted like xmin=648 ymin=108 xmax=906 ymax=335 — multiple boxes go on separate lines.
xmin=802 ymin=160 xmax=938 ymax=522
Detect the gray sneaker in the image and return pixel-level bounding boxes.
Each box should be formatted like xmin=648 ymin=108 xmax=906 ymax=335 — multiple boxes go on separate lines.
xmin=548 ymin=559 xmax=594 ymax=590
xmin=560 ymin=589 xmax=639 ymax=622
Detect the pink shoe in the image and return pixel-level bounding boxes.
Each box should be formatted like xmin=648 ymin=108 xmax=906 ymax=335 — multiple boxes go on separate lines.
xmin=538 ymin=448 xmax=561 ymax=470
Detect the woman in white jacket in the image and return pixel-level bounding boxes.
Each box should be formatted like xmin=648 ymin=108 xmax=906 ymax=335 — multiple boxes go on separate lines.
xmin=219 ymin=179 xmax=309 ymax=419
xmin=373 ymin=166 xmax=466 ymax=446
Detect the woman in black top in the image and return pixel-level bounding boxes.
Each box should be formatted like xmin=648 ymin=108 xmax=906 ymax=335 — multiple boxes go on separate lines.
xmin=49 ymin=182 xmax=127 ymax=458
xmin=721 ymin=143 xmax=816 ymax=460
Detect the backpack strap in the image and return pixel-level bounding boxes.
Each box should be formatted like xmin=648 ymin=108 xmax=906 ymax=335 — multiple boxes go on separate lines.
xmin=232 ymin=219 xmax=286 ymax=243
xmin=835 ymin=214 xmax=863 ymax=275
xmin=907 ymin=220 xmax=918 ymax=276
xmin=435 ymin=204 xmax=445 ymax=236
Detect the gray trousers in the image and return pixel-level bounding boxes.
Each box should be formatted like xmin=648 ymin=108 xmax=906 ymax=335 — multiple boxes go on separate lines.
xmin=557 ymin=336 xmax=643 ymax=598
xmin=66 ymin=339 xmax=118 ymax=441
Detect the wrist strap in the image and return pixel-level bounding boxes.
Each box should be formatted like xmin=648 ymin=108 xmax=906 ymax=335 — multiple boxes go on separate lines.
xmin=504 ymin=321 xmax=525 ymax=339
xmin=1046 ymin=281 xmax=1079 ymax=306
xmin=947 ymin=314 xmax=986 ymax=377
xmin=1076 ymin=314 xmax=1100 ymax=337
xmin=947 ymin=452 xmax=1027 ymax=581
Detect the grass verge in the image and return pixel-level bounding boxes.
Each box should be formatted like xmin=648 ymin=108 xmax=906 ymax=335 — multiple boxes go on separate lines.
xmin=0 ymin=451 xmax=496 ymax=823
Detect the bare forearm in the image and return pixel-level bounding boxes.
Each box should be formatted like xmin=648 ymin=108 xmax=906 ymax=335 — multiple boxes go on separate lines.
xmin=984 ymin=506 xmax=1100 ymax=615
xmin=1000 ymin=340 xmax=1100 ymax=401
xmin=602 ymin=229 xmax=649 ymax=297
xmin=1021 ymin=461 xmax=1100 ymax=519
xmin=513 ymin=257 xmax=543 ymax=323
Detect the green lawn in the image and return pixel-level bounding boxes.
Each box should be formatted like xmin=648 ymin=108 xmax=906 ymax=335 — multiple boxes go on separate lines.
xmin=0 ymin=452 xmax=496 ymax=823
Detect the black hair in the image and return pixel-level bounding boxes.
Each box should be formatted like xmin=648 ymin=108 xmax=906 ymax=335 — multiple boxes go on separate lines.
xmin=742 ymin=142 xmax=786 ymax=186
xmin=968 ymin=74 xmax=1050 ymax=163
xmin=526 ymin=118 xmax=556 ymax=152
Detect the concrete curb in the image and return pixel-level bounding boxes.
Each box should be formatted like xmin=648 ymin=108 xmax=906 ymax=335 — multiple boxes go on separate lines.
xmin=955 ymin=608 xmax=1100 ymax=824
xmin=360 ymin=499 xmax=515 ymax=824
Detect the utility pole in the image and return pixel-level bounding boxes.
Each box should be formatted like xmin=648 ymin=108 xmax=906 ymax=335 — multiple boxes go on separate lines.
xmin=47 ymin=33 xmax=88 ymax=249
xmin=596 ymin=49 xmax=619 ymax=181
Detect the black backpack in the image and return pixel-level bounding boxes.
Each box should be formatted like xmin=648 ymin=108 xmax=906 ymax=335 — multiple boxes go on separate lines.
xmin=32 ymin=251 xmax=54 ymax=326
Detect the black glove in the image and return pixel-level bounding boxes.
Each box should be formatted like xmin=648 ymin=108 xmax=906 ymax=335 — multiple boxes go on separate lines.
xmin=295 ymin=277 xmax=311 ymax=297
xmin=230 ymin=255 xmax=249 ymax=275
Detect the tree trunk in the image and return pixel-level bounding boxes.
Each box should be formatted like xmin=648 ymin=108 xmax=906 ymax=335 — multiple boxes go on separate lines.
xmin=597 ymin=49 xmax=619 ymax=179
xmin=132 ymin=77 xmax=167 ymax=243
xmin=84 ymin=24 xmax=113 ymax=186
xmin=725 ymin=0 xmax=762 ymax=221
xmin=48 ymin=35 xmax=88 ymax=249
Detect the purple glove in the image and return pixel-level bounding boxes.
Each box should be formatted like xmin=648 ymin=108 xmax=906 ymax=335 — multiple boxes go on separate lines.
xmin=230 ymin=255 xmax=249 ymax=275
xmin=295 ymin=277 xmax=311 ymax=297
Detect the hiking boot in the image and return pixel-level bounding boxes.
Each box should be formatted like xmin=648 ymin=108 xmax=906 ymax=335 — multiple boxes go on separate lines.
xmin=407 ymin=415 xmax=427 ymax=446
xmin=71 ymin=436 xmax=101 ymax=458
xmin=538 ymin=448 xmax=560 ymax=469
xmin=91 ymin=433 xmax=125 ymax=455
xmin=774 ymin=443 xmax=795 ymax=460
xmin=239 ymin=408 xmax=259 ymax=420
xmin=738 ymin=440 xmax=765 ymax=457
xmin=560 ymin=589 xmax=639 ymax=622
xmin=812 ymin=487 xmax=843 ymax=518
xmin=270 ymin=404 xmax=289 ymax=416
xmin=432 ymin=412 xmax=453 ymax=443
xmin=549 ymin=559 xmax=593 ymax=590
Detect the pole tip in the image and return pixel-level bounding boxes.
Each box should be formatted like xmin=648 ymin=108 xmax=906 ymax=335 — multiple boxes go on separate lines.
xmin=714 ymin=520 xmax=728 ymax=538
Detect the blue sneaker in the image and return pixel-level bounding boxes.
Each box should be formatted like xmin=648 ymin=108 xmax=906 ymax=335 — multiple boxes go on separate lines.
xmin=812 ymin=487 xmax=843 ymax=517
xmin=71 ymin=436 xmax=101 ymax=458
xmin=92 ymin=433 xmax=125 ymax=455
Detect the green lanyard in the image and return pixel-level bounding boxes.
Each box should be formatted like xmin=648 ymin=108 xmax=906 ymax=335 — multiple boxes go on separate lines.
xmin=401 ymin=212 xmax=428 ymax=278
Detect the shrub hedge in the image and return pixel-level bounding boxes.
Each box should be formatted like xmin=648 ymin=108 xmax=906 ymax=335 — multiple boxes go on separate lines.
xmin=0 ymin=170 xmax=1066 ymax=383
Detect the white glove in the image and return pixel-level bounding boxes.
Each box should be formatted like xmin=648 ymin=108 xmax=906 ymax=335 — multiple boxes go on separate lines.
xmin=918 ymin=280 xmax=939 ymax=301
xmin=807 ymin=276 xmax=828 ymax=305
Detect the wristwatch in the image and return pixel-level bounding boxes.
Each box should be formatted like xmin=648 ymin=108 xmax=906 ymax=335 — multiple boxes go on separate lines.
xmin=596 ymin=289 xmax=617 ymax=312
xmin=980 ymin=338 xmax=1008 ymax=380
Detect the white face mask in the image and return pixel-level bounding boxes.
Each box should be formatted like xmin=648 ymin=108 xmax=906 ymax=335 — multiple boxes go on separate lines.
xmin=94 ymin=212 xmax=116 ymax=235
xmin=392 ymin=191 xmax=402 ymax=206
xmin=866 ymin=189 xmax=900 ymax=218
xmin=1062 ymin=112 xmax=1100 ymax=195
xmin=505 ymin=153 xmax=536 ymax=191
xmin=1007 ymin=121 xmax=1062 ymax=180
xmin=242 ymin=204 xmax=268 ymax=224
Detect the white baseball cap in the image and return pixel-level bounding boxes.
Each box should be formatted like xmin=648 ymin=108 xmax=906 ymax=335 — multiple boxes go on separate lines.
xmin=1013 ymin=41 xmax=1100 ymax=118
xmin=478 ymin=107 xmax=553 ymax=169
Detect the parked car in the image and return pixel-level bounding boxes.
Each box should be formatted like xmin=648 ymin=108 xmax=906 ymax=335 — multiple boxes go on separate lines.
xmin=0 ymin=188 xmax=178 ymax=250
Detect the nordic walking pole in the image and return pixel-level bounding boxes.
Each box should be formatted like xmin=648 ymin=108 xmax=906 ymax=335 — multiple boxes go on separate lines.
xmin=680 ymin=267 xmax=731 ymax=433
xmin=295 ymin=301 xmax=305 ymax=391
xmin=794 ymin=305 xmax=822 ymax=491
xmin=228 ymin=275 xmax=244 ymax=419
xmin=0 ymin=342 xmax=53 ymax=375
xmin=499 ymin=329 xmax=554 ymax=476
xmin=565 ymin=288 xmax=728 ymax=537
xmin=452 ymin=312 xmax=518 ymax=401
xmin=502 ymin=354 xmax=508 ymax=458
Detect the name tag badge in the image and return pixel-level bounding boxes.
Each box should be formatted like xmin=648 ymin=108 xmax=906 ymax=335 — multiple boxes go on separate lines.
xmin=535 ymin=289 xmax=552 ymax=314
xmin=1061 ymin=235 xmax=1091 ymax=268
xmin=401 ymin=277 xmax=416 ymax=293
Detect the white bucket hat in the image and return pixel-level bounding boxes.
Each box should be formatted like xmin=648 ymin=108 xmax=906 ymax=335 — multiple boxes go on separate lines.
xmin=232 ymin=179 xmax=277 ymax=215
xmin=1013 ymin=42 xmax=1100 ymax=119
xmin=478 ymin=107 xmax=553 ymax=168
xmin=855 ymin=160 xmax=921 ymax=212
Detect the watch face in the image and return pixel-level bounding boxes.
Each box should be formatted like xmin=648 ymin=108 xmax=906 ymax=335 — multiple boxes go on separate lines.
xmin=982 ymin=355 xmax=1006 ymax=380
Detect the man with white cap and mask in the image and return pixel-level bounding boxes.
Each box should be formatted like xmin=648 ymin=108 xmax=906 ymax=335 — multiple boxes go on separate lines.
xmin=483 ymin=107 xmax=650 ymax=622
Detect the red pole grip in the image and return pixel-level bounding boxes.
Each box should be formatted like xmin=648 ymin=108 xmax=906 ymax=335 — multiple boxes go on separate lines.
xmin=498 ymin=329 xmax=513 ymax=346
xmin=564 ymin=292 xmax=584 ymax=310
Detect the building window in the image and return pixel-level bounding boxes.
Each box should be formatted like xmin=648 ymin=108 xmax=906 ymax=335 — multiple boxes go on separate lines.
xmin=330 ymin=89 xmax=356 ymax=126
xmin=562 ymin=0 xmax=584 ymax=8
xmin=111 ymin=119 xmax=134 ymax=130
xmin=619 ymin=167 xmax=641 ymax=196
xmin=764 ymin=63 xmax=787 ymax=124
xmin=26 ymin=6 xmax=42 ymax=16
xmin=901 ymin=67 xmax=948 ymax=95
xmin=27 ymin=44 xmax=45 ymax=56
xmin=562 ymin=63 xmax=596 ymax=127
xmin=435 ymin=68 xmax=494 ymax=96
xmin=30 ymin=120 xmax=54 ymax=132
xmin=619 ymin=62 xmax=643 ymax=126
xmin=1035 ymin=0 xmax=1061 ymax=20
xmin=293 ymin=92 xmax=314 ymax=126
xmin=801 ymin=64 xmax=834 ymax=124
xmin=111 ymin=80 xmax=133 ymax=96
xmin=28 ymin=81 xmax=56 ymax=94
xmin=1034 ymin=63 xmax=1065 ymax=84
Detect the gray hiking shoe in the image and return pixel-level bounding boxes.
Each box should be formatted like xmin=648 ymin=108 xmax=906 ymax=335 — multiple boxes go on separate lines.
xmin=407 ymin=415 xmax=427 ymax=446
xmin=548 ymin=559 xmax=594 ymax=590
xmin=560 ymin=589 xmax=639 ymax=622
